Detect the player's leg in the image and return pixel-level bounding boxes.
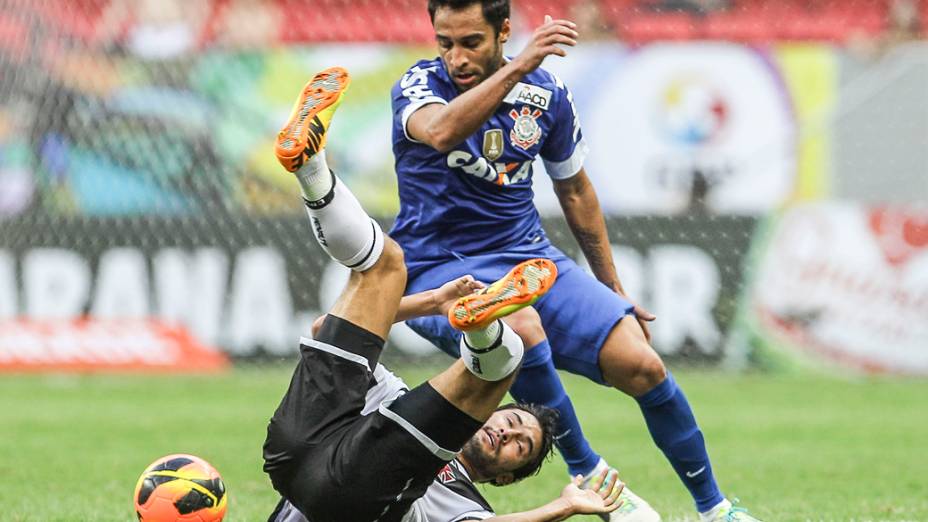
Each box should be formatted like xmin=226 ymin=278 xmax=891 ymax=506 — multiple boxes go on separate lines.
xmin=428 ymin=257 xmax=557 ymax=418
xmin=382 ymin=257 xmax=558 ymax=462
xmin=600 ymin=321 xmax=762 ymax=520
xmin=275 ymin=66 xmax=399 ymax=340
xmin=599 ymin=318 xmax=734 ymax=518
xmin=263 ymin=68 xmax=404 ymax=512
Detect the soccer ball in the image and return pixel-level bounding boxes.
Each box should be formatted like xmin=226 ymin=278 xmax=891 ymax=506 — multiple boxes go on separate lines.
xmin=134 ymin=454 xmax=228 ymax=522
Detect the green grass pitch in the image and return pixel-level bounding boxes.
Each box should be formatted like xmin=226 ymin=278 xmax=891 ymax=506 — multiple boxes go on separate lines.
xmin=2 ymin=365 xmax=926 ymax=521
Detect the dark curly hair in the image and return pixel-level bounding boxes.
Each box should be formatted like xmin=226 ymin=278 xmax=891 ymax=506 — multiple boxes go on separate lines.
xmin=492 ymin=402 xmax=559 ymax=485
xmin=427 ymin=0 xmax=510 ymax=35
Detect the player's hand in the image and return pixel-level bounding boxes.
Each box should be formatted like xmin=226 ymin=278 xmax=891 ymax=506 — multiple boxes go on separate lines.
xmin=631 ymin=301 xmax=656 ymax=342
xmin=512 ymin=15 xmax=578 ymax=74
xmin=433 ymin=275 xmax=486 ymax=315
xmin=560 ymin=471 xmax=624 ymax=515
xmin=613 ymin=286 xmax=656 ymax=342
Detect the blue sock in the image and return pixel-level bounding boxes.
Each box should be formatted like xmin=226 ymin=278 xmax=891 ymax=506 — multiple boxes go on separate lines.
xmin=635 ymin=371 xmax=724 ymax=512
xmin=508 ymin=340 xmax=601 ymax=477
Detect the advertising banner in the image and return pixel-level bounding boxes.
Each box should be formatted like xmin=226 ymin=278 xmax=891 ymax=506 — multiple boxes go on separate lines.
xmin=0 ymin=318 xmax=229 ymax=372
xmin=744 ymin=203 xmax=928 ymax=375
xmin=0 ymin=215 xmax=756 ymax=366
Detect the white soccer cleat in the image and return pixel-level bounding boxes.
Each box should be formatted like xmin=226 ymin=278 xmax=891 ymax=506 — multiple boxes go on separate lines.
xmin=581 ymin=459 xmax=661 ymax=522
xmin=699 ymin=499 xmax=762 ymax=522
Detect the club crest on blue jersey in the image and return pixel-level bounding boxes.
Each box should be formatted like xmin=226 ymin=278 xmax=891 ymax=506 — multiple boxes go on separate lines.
xmin=509 ymin=107 xmax=543 ymax=151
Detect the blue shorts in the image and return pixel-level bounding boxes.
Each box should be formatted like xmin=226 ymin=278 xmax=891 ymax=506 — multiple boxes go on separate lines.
xmin=404 ymin=245 xmax=634 ymax=384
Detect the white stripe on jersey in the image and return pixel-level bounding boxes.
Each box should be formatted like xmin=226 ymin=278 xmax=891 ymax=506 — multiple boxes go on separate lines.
xmin=542 ymin=138 xmax=589 ymax=180
xmin=401 ymin=97 xmax=448 ymax=144
xmin=378 ymin=401 xmax=458 ymax=461
xmin=300 ymin=336 xmax=371 ymax=368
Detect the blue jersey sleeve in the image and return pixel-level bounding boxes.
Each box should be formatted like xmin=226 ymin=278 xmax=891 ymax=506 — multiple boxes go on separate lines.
xmin=539 ymin=76 xmax=588 ymax=180
xmin=392 ymin=63 xmax=449 ymax=143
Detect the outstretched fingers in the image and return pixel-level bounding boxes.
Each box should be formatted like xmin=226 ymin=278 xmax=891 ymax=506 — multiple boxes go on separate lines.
xmin=603 ymin=473 xmax=625 ymax=511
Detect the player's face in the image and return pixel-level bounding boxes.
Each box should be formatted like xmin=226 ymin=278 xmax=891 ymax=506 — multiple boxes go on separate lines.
xmin=460 ymin=408 xmax=543 ymax=484
xmin=432 ymin=4 xmax=510 ymax=92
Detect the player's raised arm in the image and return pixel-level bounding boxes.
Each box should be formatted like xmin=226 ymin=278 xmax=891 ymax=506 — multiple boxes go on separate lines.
xmin=393 ymin=275 xmax=485 ymax=323
xmin=552 ymin=168 xmax=656 ymax=339
xmin=407 ymin=10 xmax=578 ymax=152
xmin=311 ymin=275 xmax=485 ymax=336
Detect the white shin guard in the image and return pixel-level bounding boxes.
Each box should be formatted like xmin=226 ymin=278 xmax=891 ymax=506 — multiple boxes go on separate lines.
xmin=459 ymin=322 xmax=524 ymax=381
xmin=305 ymin=176 xmax=384 ymax=272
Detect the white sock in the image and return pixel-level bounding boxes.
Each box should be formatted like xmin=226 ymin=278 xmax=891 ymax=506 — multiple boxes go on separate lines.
xmin=463 ymin=320 xmax=501 ymax=349
xmin=460 ymin=321 xmax=523 ymax=381
xmin=700 ymin=499 xmax=731 ymax=521
xmin=580 ymin=458 xmax=610 ymax=483
xmin=305 ymin=175 xmax=383 ymax=272
xmin=295 ymin=152 xmax=334 ymax=202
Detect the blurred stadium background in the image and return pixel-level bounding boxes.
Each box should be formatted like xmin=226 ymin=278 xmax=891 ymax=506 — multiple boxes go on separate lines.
xmin=0 ymin=0 xmax=926 ymax=520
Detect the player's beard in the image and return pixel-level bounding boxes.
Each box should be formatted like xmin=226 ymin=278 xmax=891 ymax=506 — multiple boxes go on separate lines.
xmin=480 ymin=41 xmax=504 ymax=84
xmin=486 ymin=41 xmax=503 ymax=76
xmin=459 ymin=435 xmax=502 ymax=483
xmin=454 ymin=41 xmax=504 ymax=92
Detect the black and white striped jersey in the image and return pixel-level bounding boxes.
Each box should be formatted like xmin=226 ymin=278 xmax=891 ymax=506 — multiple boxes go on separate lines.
xmin=269 ymin=364 xmax=495 ymax=522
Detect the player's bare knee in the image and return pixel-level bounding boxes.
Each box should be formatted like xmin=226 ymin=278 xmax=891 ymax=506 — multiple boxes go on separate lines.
xmin=368 ymin=237 xmax=406 ymax=279
xmin=622 ymin=348 xmax=666 ymax=396
xmin=638 ymin=349 xmax=667 ymax=389
xmin=502 ymin=307 xmax=546 ymax=347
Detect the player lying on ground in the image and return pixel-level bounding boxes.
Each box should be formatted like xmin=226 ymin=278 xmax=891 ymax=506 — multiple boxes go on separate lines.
xmin=389 ymin=1 xmax=763 ymax=520
xmin=263 ymin=68 xmax=625 ymax=522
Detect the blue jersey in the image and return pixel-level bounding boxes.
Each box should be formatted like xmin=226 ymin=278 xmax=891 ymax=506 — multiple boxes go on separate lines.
xmin=389 ymin=58 xmax=588 ymax=270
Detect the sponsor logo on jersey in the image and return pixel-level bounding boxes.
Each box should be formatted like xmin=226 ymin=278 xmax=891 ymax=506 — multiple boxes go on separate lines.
xmin=400 ymin=65 xmax=439 ymax=101
xmin=447 ymin=151 xmax=532 ymax=186
xmin=503 ymin=82 xmax=552 ymax=110
xmin=509 ymin=107 xmax=543 ymax=151
xmin=482 ymin=129 xmax=504 ymax=161
xmin=437 ymin=464 xmax=456 ymax=484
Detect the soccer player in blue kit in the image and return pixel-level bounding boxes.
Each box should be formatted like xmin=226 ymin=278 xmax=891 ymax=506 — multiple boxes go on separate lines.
xmin=389 ymin=1 xmax=761 ymax=521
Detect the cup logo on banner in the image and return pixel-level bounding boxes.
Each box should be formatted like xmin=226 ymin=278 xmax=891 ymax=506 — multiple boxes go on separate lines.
xmin=580 ymin=44 xmax=796 ymax=215
xmin=658 ymin=76 xmax=729 ymax=146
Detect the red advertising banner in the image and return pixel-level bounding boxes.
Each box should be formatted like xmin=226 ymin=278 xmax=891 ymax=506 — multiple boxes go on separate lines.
xmin=0 ymin=318 xmax=229 ymax=372
xmin=746 ymin=203 xmax=928 ymax=375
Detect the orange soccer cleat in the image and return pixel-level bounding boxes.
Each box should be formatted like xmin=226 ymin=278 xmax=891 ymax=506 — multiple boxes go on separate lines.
xmin=275 ymin=66 xmax=351 ymax=173
xmin=448 ymin=258 xmax=558 ymax=331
